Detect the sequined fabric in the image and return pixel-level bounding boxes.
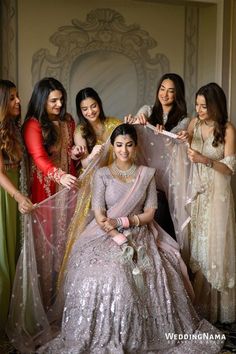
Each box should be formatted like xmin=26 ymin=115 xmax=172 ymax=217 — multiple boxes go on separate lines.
xmin=38 ymin=166 xmax=223 ymax=353
xmin=190 ymin=120 xmax=236 ymax=323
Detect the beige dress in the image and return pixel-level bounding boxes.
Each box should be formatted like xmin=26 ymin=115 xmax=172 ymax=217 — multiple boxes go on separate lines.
xmin=190 ymin=120 xmax=236 ymax=323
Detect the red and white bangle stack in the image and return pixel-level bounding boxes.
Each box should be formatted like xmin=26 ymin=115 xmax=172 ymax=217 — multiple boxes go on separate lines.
xmin=48 ymin=167 xmax=66 ymax=184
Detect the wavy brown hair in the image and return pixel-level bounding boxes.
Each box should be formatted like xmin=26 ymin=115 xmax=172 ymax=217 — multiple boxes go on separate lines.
xmin=196 ymin=82 xmax=228 ymax=147
xmin=0 ymin=80 xmax=22 ymax=162
xmin=24 ymin=77 xmax=67 ymax=154
xmin=149 ymin=73 xmax=187 ymax=131
xmin=76 ymin=87 xmax=106 ymax=153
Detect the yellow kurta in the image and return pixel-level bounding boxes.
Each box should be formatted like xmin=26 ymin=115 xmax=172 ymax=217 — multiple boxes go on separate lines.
xmin=58 ymin=117 xmax=121 ymax=281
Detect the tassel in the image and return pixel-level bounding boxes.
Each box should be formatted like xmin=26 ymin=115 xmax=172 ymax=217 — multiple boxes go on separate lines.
xmin=120 ymin=244 xmax=134 ymax=264
xmin=137 ymin=245 xmax=153 ymax=272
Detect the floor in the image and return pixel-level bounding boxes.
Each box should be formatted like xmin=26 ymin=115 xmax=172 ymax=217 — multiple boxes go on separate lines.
xmin=1 ymin=323 xmax=236 ymax=353
xmin=218 ymin=322 xmax=236 ymax=353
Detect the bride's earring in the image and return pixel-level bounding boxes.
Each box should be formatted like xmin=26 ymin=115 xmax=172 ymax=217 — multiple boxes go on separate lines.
xmin=132 ymin=152 xmax=137 ymax=163
xmin=112 ymin=151 xmax=116 ymax=160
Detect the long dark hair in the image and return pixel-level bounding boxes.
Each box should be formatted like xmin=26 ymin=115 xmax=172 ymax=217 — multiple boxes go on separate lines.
xmin=110 ymin=123 xmax=137 ymax=146
xmin=24 ymin=77 xmax=67 ymax=152
xmin=76 ymin=87 xmax=106 ymax=153
xmin=196 ymin=82 xmax=228 ymax=146
xmin=149 ymin=73 xmax=187 ymax=131
xmin=0 ymin=79 xmax=22 ymax=162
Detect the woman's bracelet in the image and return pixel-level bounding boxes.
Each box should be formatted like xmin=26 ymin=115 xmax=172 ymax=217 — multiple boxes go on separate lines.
xmin=12 ymin=190 xmax=21 ymax=200
xmin=205 ymin=159 xmax=213 ymax=168
xmin=48 ymin=167 xmax=66 ymax=184
xmin=116 ymin=217 xmax=130 ymax=228
xmin=133 ymin=214 xmax=140 ymax=227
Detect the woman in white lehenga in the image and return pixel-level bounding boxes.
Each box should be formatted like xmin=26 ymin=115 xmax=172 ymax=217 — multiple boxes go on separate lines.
xmin=30 ymin=123 xmax=223 ymax=353
xmin=187 ymin=83 xmax=236 ymax=323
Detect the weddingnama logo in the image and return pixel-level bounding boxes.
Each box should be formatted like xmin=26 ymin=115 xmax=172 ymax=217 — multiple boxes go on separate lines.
xmin=165 ymin=332 xmax=226 ymax=343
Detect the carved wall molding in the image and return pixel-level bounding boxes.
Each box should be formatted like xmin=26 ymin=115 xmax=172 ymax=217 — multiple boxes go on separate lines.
xmin=0 ymin=0 xmax=18 ymax=82
xmin=31 ymin=8 xmax=169 ymax=117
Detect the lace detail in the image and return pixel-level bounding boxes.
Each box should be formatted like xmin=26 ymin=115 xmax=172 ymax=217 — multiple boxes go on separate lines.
xmin=144 ymin=175 xmax=158 ymax=209
xmin=171 ymin=117 xmax=190 ymax=133
xmin=75 ymin=117 xmax=121 ymax=145
xmin=136 ymin=104 xmax=153 ymax=118
xmin=220 ymin=155 xmax=236 ymax=174
xmin=92 ymin=168 xmax=107 ymax=210
xmin=92 ymin=167 xmax=157 ymax=214
xmin=48 ymin=167 xmax=66 ymax=184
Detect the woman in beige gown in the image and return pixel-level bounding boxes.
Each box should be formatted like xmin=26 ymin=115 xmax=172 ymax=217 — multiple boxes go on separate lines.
xmin=187 ymin=82 xmax=236 ymax=323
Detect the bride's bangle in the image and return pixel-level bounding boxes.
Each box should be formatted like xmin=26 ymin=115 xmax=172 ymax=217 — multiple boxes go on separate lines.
xmin=133 ymin=214 xmax=140 ymax=227
xmin=116 ymin=217 xmax=130 ymax=228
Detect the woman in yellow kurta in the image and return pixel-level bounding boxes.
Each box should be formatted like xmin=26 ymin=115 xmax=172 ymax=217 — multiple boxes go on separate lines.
xmin=59 ymin=87 xmax=121 ymax=279
xmin=73 ymin=87 xmax=121 ymax=170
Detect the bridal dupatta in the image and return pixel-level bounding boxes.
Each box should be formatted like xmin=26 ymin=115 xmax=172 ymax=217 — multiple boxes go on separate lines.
xmin=6 ymin=125 xmax=194 ymax=352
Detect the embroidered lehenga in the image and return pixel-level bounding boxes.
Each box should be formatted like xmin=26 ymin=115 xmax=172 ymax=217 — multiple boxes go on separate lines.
xmin=35 ymin=165 xmax=223 ymax=353
xmin=6 ymin=126 xmax=224 ymax=353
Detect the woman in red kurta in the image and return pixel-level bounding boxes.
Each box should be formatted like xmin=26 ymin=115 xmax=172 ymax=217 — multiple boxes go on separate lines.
xmin=23 ymin=77 xmax=79 ymax=204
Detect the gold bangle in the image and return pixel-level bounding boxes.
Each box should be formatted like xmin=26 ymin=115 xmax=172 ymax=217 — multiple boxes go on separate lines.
xmin=133 ymin=214 xmax=140 ymax=227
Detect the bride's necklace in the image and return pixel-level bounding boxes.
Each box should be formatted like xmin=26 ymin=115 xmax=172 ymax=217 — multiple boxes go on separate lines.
xmin=111 ymin=162 xmax=137 ymax=178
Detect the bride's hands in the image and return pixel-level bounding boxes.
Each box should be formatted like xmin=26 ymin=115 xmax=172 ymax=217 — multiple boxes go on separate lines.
xmin=102 ymin=218 xmax=117 ymax=233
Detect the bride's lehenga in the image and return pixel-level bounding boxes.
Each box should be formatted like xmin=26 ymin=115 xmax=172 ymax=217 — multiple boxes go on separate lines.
xmin=7 ymin=127 xmax=224 ymax=353
xmin=37 ymin=166 xmax=223 ymax=353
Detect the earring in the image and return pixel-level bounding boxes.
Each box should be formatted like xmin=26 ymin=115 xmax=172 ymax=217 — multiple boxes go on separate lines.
xmin=132 ymin=152 xmax=137 ymax=163
xmin=112 ymin=151 xmax=116 ymax=160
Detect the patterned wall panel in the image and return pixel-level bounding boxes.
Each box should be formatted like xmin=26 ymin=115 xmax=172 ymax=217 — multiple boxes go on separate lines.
xmin=31 ymin=8 xmax=169 ymax=119
xmin=0 ymin=0 xmax=18 ymax=83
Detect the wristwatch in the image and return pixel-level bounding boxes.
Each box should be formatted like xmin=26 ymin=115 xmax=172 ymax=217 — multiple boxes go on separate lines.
xmin=206 ymin=160 xmax=213 ymax=168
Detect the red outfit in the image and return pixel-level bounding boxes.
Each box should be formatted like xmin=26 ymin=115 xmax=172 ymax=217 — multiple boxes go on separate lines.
xmin=24 ymin=115 xmax=76 ymax=203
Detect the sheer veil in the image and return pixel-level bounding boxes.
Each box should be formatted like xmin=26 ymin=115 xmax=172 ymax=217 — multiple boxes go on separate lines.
xmin=6 ymin=125 xmax=195 ymax=352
